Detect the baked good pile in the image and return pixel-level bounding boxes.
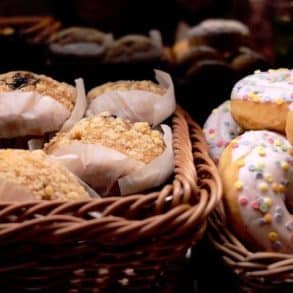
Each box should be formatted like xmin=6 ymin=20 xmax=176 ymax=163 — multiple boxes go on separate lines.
xmin=204 ymin=68 xmax=293 ymax=253
xmin=0 ymin=69 xmax=176 ymax=200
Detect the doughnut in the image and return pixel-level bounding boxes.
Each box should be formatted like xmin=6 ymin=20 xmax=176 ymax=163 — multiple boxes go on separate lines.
xmin=231 ymin=68 xmax=293 ymax=132
xmin=286 ymin=103 xmax=293 ymax=145
xmin=219 ymin=130 xmax=293 ymax=252
xmin=203 ymin=100 xmax=242 ymax=163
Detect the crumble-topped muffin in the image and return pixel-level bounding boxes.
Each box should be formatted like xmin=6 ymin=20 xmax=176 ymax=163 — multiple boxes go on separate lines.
xmin=87 ymin=80 xmax=166 ymax=101
xmin=0 ymin=71 xmax=76 ymax=111
xmin=0 ymin=149 xmax=90 ymax=201
xmin=45 ymin=112 xmax=165 ymax=164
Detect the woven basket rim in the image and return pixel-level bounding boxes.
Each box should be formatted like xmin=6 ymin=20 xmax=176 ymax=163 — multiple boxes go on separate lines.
xmin=0 ymin=106 xmax=222 ymax=246
xmin=0 ymin=16 xmax=61 ymax=43
xmin=209 ymin=199 xmax=293 ymax=286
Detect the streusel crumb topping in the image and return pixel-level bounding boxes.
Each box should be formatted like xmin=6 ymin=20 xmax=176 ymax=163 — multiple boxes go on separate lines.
xmin=0 ymin=71 xmax=76 ymax=110
xmin=87 ymin=80 xmax=166 ymax=101
xmin=45 ymin=112 xmax=165 ymax=164
xmin=0 ymin=149 xmax=89 ymax=200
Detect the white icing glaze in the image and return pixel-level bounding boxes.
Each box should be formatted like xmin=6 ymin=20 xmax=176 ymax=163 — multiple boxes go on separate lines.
xmin=203 ymin=100 xmax=242 ymax=163
xmin=231 ymin=68 xmax=293 ymax=104
xmin=230 ymin=130 xmax=293 ymax=252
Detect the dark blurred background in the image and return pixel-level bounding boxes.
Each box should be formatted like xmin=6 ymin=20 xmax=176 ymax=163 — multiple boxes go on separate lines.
xmin=0 ymin=0 xmax=293 ymax=292
xmin=0 ymin=0 xmax=250 ymax=39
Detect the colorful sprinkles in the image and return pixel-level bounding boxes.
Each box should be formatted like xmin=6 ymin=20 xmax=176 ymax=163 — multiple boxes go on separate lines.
xmin=203 ymin=100 xmax=243 ymax=163
xmin=232 ymin=68 xmax=293 ymax=105
xmin=231 ymin=130 xmax=293 ymax=252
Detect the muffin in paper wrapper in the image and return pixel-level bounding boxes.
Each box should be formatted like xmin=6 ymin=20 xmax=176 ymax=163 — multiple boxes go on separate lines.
xmin=86 ymin=70 xmax=176 ymax=127
xmin=0 ymin=176 xmax=100 ymax=201
xmin=0 ymin=78 xmax=87 ymax=139
xmin=0 ymin=153 xmax=99 ymax=202
xmin=48 ymin=125 xmax=174 ymax=196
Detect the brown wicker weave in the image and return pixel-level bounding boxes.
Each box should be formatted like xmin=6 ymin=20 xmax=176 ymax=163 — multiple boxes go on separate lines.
xmin=0 ymin=107 xmax=221 ymax=292
xmin=209 ymin=201 xmax=293 ymax=290
xmin=0 ymin=16 xmax=61 ymax=43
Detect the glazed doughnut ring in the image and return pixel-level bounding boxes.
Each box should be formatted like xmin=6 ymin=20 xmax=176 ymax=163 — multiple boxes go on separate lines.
xmin=203 ymin=100 xmax=242 ymax=163
xmin=231 ymin=68 xmax=293 ymax=132
xmin=219 ymin=130 xmax=293 ymax=253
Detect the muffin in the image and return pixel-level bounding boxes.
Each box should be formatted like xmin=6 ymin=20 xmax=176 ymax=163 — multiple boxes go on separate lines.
xmin=86 ymin=70 xmax=175 ymax=126
xmin=0 ymin=149 xmax=90 ymax=201
xmin=0 ymin=71 xmax=86 ymax=148
xmin=87 ymin=80 xmax=165 ymax=100
xmin=101 ymin=30 xmax=169 ymax=83
xmin=45 ymin=112 xmax=174 ymax=196
xmin=47 ymin=26 xmax=114 ymax=85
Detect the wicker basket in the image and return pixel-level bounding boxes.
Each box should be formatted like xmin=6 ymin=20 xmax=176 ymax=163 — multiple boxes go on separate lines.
xmin=0 ymin=16 xmax=61 ymax=43
xmin=209 ymin=201 xmax=293 ymax=291
xmin=0 ymin=107 xmax=221 ymax=292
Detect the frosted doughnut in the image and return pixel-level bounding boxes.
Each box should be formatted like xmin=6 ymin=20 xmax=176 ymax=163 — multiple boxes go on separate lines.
xmin=285 ymin=103 xmax=293 ymax=145
xmin=203 ymin=100 xmax=243 ymax=163
xmin=219 ymin=130 xmax=293 ymax=253
xmin=231 ymin=68 xmax=293 ymax=132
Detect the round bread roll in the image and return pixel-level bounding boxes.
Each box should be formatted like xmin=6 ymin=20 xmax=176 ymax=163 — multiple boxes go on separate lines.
xmin=188 ymin=19 xmax=250 ymax=53
xmin=174 ymin=45 xmax=222 ymax=74
xmin=231 ymin=68 xmax=293 ymax=132
xmin=103 ymin=30 xmax=162 ymax=63
xmin=45 ymin=112 xmax=174 ymax=196
xmin=219 ymin=130 xmax=293 ymax=253
xmin=0 ymin=71 xmax=78 ymax=139
xmin=49 ymin=26 xmax=113 ymax=59
xmin=0 ymin=149 xmax=90 ymax=201
xmin=231 ymin=47 xmax=269 ymax=77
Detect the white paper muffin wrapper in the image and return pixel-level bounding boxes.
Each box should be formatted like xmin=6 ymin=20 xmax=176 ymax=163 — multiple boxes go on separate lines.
xmin=86 ymin=70 xmax=176 ymax=127
xmin=0 ymin=78 xmax=87 ymax=139
xmin=61 ymin=78 xmax=87 ymax=132
xmin=118 ymin=124 xmax=174 ymax=195
xmin=0 ymin=91 xmax=70 ymax=138
xmin=0 ymin=171 xmax=99 ymax=202
xmin=48 ymin=124 xmax=174 ymax=196
xmin=0 ymin=179 xmax=35 ymax=201
xmin=27 ymin=78 xmax=87 ymax=150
